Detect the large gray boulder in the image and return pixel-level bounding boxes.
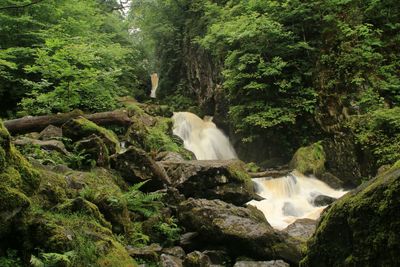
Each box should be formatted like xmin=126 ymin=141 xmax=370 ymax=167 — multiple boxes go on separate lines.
xmin=178 ymin=198 xmax=301 ymax=265
xmin=160 ymin=160 xmax=254 ymax=206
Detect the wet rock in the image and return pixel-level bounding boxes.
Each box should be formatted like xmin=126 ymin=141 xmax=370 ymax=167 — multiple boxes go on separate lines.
xmin=283 ymin=218 xmax=316 ymax=240
xmin=38 ymin=125 xmax=63 ymax=140
xmin=160 ymin=160 xmax=254 ymax=205
xmin=75 ymin=134 xmax=109 ymax=167
xmin=234 ymin=260 xmax=289 ymax=267
xmin=311 ymin=194 xmax=336 ymax=207
xmin=161 ymin=254 xmax=183 ymax=267
xmin=126 ymin=243 xmax=162 ymax=262
xmin=178 ymin=198 xmax=301 ymax=264
xmin=62 ymin=117 xmax=120 ymax=154
xmin=183 ymin=251 xmax=212 ymax=267
xmin=301 ymin=160 xmax=400 ymax=266
xmin=110 ymin=146 xmax=170 ymax=190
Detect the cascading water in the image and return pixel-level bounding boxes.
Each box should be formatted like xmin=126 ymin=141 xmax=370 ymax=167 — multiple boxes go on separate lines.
xmin=172 ymin=112 xmax=347 ymax=230
xmin=172 ymin=112 xmax=237 ymax=160
xmin=248 ymin=171 xmax=347 ymax=230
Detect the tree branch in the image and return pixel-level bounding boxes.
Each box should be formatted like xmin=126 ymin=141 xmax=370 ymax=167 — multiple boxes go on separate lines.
xmin=0 ymin=0 xmax=44 ymax=11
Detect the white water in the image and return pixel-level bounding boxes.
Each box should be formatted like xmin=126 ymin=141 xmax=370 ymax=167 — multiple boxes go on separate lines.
xmin=249 ymin=170 xmax=347 ymax=230
xmin=150 ymin=73 xmax=159 ymax=98
xmin=172 ymin=111 xmax=347 ymax=230
xmin=172 ymin=112 xmax=237 ymax=160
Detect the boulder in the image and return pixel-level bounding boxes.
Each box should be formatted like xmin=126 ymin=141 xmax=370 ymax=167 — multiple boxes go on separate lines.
xmin=56 ymin=197 xmax=111 ymax=228
xmin=74 ymin=134 xmax=109 ymax=167
xmin=301 ymin=160 xmax=400 ymax=267
xmin=290 ymin=141 xmax=355 ymax=189
xmin=126 ymin=243 xmax=162 ymax=262
xmin=62 ymin=117 xmax=120 ymax=154
xmin=283 ymin=218 xmax=316 ymax=240
xmin=110 ymin=146 xmax=170 ymax=190
xmin=14 ymin=137 xmax=69 ymax=155
xmin=0 ymin=120 xmax=40 ymax=236
xmin=311 ymin=195 xmax=336 ymax=207
xmin=234 ymin=260 xmax=289 ymax=267
xmin=183 ymin=251 xmax=212 ymax=267
xmin=160 ymin=160 xmax=254 ymax=206
xmin=38 ymin=125 xmax=63 ymax=140
xmin=160 ymin=254 xmax=183 ymax=267
xmin=178 ymin=198 xmax=301 ymax=264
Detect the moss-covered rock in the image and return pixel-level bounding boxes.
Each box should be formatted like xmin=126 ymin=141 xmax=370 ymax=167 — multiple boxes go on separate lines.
xmin=290 ymin=142 xmax=326 ymax=177
xmin=300 ymin=160 xmax=400 ymax=267
xmin=160 ymin=160 xmax=254 ymax=206
xmin=290 ymin=141 xmax=356 ymax=188
xmin=0 ymin=120 xmax=40 ymax=236
xmin=111 ymin=146 xmax=170 ymax=190
xmin=62 ymin=117 xmax=120 ymax=154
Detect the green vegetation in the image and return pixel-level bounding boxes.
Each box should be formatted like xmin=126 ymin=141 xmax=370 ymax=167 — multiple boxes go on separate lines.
xmin=0 ymin=0 xmax=149 ymax=117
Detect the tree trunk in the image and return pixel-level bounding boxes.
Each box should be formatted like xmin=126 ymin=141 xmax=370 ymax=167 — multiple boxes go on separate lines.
xmin=4 ymin=110 xmax=132 ymax=135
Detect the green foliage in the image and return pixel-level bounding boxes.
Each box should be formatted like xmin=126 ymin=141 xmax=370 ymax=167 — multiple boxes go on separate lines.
xmin=122 ymin=181 xmax=164 ymax=218
xmin=153 ymin=216 xmax=181 ymax=246
xmin=349 ymin=107 xmax=400 ymax=166
xmin=0 ymin=0 xmax=149 ymax=116
xmin=18 ymin=143 xmax=66 ymax=166
xmin=0 ymin=250 xmax=23 ymax=267
xmin=30 ymin=251 xmax=75 ymax=267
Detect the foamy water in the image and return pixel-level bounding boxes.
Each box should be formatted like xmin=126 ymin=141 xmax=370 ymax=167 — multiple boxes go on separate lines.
xmin=172 ymin=112 xmax=237 ymax=160
xmin=248 ymin=171 xmax=347 ymax=230
xmin=172 ymin=112 xmax=347 ymax=230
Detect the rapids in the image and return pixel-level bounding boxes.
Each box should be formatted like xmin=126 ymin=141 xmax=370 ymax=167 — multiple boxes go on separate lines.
xmin=248 ymin=171 xmax=347 ymax=230
xmin=172 ymin=111 xmax=347 ymax=230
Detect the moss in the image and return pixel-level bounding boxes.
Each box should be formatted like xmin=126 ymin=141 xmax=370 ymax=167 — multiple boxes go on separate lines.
xmin=290 ymin=142 xmax=326 ymax=176
xmin=96 ymin=241 xmax=137 ymax=267
xmin=62 ymin=117 xmax=120 ymax=154
xmin=227 ymin=161 xmax=253 ymax=191
xmin=301 ymin=160 xmax=400 ymax=267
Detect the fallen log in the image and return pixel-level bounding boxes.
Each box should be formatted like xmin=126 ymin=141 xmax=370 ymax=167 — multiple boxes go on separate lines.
xmin=4 ymin=109 xmax=132 ymax=135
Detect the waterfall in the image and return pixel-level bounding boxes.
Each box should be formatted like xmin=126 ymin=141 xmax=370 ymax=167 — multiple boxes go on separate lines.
xmin=150 ymin=73 xmax=159 ymax=98
xmin=172 ymin=111 xmax=347 ymax=230
xmin=172 ymin=112 xmax=237 ymax=160
xmin=248 ymin=171 xmax=347 ymax=230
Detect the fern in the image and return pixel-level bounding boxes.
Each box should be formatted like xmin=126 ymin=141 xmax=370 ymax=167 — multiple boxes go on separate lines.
xmin=122 ymin=181 xmax=164 ymax=218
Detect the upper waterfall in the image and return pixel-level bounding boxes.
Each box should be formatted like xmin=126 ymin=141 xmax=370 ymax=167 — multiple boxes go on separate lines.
xmin=172 ymin=112 xmax=237 ymax=160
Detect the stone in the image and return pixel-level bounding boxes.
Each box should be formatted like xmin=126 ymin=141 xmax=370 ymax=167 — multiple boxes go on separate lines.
xmin=234 ymin=260 xmax=289 ymax=267
xmin=160 ymin=160 xmax=254 ymax=206
xmin=62 ymin=117 xmax=120 ymax=154
xmin=38 ymin=125 xmax=63 ymax=140
xmin=75 ymin=134 xmax=109 ymax=167
xmin=183 ymin=251 xmax=212 ymax=267
xmin=178 ymin=198 xmax=301 ymax=265
xmin=160 ymin=254 xmax=183 ymax=267
xmin=14 ymin=137 xmax=69 ymax=155
xmin=110 ymin=146 xmax=170 ymax=190
xmin=301 ymin=160 xmax=400 ymax=267
xmin=311 ymin=194 xmax=336 ymax=207
xmin=283 ymin=218 xmax=316 ymax=240
xmin=126 ymin=243 xmax=162 ymax=262
xmin=162 ymin=246 xmax=186 ymax=259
